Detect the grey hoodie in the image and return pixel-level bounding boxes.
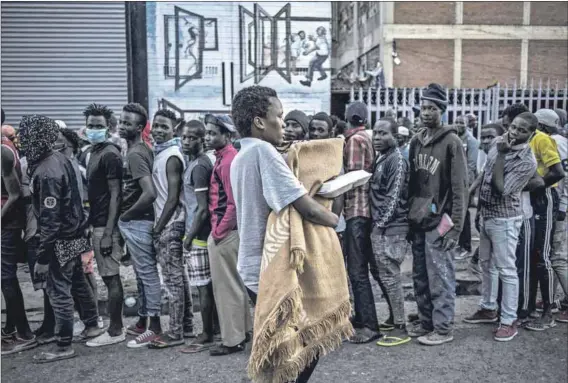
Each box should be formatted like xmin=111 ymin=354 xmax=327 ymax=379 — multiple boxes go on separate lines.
xmin=408 ymin=125 xmax=468 ymax=236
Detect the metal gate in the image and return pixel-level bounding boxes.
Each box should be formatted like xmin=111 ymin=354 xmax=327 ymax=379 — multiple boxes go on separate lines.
xmin=347 ymin=79 xmax=568 ymax=138
xmin=1 ymin=2 xmax=129 ymax=129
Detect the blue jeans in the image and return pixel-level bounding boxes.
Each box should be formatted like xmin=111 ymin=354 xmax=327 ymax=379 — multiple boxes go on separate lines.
xmin=479 ymin=216 xmax=523 ymax=325
xmin=118 ymin=219 xmax=162 ymax=317
xmin=411 ymin=228 xmax=457 ymax=334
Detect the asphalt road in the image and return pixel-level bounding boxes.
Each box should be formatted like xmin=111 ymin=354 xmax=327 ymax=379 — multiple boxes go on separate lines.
xmin=2 ymin=297 xmax=567 ymax=383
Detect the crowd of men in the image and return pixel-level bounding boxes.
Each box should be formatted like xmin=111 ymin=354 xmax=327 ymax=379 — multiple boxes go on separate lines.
xmin=1 ymin=83 xmax=567 ymax=381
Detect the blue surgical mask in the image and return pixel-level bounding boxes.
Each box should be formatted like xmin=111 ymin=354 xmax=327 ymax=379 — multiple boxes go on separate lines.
xmin=85 ymin=128 xmax=108 ymax=144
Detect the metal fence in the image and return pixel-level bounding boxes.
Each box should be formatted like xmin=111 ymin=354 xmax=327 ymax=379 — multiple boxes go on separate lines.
xmin=347 ymin=79 xmax=568 ymax=138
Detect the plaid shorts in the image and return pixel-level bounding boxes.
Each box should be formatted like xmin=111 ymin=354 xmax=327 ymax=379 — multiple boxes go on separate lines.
xmin=184 ymin=240 xmax=211 ymax=287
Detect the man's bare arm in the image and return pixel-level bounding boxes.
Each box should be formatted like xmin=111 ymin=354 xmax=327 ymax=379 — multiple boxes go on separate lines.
xmin=293 ymin=194 xmax=338 ymax=228
xmin=1 ymin=147 xmax=22 ymax=219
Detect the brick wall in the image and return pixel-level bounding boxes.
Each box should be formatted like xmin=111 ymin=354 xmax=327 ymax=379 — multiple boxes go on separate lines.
xmin=530 ymin=2 xmax=568 ymax=26
xmin=461 ymin=40 xmax=521 ymax=88
xmin=393 ymin=39 xmax=454 ymax=88
xmin=394 ymin=2 xmax=455 ymax=24
xmin=528 ymin=40 xmax=568 ymax=84
xmin=463 ymin=2 xmax=523 ymax=25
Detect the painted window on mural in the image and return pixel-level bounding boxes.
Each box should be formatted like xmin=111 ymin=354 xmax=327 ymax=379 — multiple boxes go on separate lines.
xmin=163 ymin=6 xmax=219 ymax=90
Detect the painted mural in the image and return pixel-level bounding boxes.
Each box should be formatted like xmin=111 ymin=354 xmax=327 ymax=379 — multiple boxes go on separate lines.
xmin=147 ymin=2 xmax=332 ymax=121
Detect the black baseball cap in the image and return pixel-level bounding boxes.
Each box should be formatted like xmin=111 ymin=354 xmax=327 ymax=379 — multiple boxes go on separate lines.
xmin=345 ymin=101 xmax=368 ymax=126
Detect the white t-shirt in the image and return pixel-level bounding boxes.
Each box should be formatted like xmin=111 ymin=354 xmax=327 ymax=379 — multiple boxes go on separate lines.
xmin=230 ymin=138 xmax=307 ymax=293
xmin=291 ymin=39 xmax=302 ymax=58
xmin=315 ymin=36 xmax=329 ymax=56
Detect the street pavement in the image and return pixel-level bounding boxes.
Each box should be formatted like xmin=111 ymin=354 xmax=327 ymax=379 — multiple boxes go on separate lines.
xmin=2 ymin=297 xmax=567 ymax=383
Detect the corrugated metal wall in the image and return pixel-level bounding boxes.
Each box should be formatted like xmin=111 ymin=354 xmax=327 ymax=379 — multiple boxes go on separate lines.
xmin=1 ymin=2 xmax=128 ymax=130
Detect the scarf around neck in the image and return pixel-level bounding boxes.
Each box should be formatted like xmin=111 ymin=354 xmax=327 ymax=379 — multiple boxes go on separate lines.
xmin=154 ymin=137 xmax=182 ymax=155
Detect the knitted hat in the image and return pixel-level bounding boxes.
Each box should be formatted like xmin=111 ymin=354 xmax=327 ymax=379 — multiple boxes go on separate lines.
xmin=284 ymin=110 xmax=310 ymax=134
xmin=310 ymin=112 xmax=333 ymax=131
xmin=421 ymin=83 xmax=448 ymax=113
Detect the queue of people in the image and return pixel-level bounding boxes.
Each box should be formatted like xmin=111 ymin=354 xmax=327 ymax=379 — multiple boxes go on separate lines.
xmin=1 ymin=83 xmax=567 ymax=382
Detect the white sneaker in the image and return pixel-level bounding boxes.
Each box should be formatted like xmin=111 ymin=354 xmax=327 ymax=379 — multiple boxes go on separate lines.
xmin=86 ymin=329 xmax=126 ymax=347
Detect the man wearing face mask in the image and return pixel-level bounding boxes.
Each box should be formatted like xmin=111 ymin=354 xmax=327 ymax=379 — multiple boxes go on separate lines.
xmin=284 ymin=110 xmax=309 ymax=141
xmin=407 ymin=83 xmax=468 ymax=346
xmin=82 ymin=103 xmax=126 ymax=347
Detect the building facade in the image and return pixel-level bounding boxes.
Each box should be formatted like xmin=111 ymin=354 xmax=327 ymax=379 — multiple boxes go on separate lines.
xmin=1 ymin=1 xmax=129 ymax=129
xmin=333 ymin=1 xmax=568 ymax=90
xmin=146 ymin=2 xmax=332 ymax=120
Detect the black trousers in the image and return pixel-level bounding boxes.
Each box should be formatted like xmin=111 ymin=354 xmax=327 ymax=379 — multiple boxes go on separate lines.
xmin=459 ymin=209 xmax=472 ymax=252
xmin=344 ymin=217 xmax=379 ymax=331
xmin=528 ymin=188 xmax=559 ymax=315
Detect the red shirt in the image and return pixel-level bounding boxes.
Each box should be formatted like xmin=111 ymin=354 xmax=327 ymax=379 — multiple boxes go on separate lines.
xmin=209 ymin=144 xmax=238 ymax=241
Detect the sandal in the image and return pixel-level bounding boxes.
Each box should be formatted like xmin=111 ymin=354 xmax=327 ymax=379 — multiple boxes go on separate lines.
xmin=33 ymin=348 xmax=76 ymax=364
xmin=179 ymin=333 xmax=214 ymax=354
xmin=349 ymin=328 xmax=382 ymax=344
xmin=376 ymin=329 xmax=411 ymax=347
xmin=147 ymin=333 xmax=184 ymax=349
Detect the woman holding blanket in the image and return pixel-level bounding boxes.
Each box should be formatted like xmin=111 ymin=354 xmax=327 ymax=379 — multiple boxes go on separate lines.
xmin=230 ymin=85 xmax=353 ymax=383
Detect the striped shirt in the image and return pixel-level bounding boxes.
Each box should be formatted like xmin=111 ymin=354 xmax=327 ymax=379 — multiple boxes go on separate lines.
xmin=343 ymin=127 xmax=374 ymax=220
xmin=479 ymin=137 xmax=537 ymax=219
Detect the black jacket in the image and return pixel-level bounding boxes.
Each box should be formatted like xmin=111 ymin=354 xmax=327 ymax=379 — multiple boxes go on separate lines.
xmin=369 ymin=147 xmax=409 ymax=235
xmin=408 ymin=125 xmax=468 ymax=236
xmin=30 ymin=151 xmax=85 ymax=265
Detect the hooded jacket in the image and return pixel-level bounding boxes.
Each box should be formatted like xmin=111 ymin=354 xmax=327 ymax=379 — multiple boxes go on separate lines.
xmin=408 ymin=125 xmax=468 ymax=236
xmin=30 ymin=151 xmax=86 ymax=265
xmin=369 ymin=147 xmax=409 ymax=235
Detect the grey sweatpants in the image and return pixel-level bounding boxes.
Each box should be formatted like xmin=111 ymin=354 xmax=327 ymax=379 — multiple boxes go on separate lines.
xmin=370 ymin=228 xmax=408 ymax=326
xmin=411 ymin=228 xmax=457 ymax=334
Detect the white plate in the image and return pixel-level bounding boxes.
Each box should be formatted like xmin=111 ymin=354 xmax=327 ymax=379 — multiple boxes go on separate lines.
xmin=317 ymin=170 xmax=372 ymax=198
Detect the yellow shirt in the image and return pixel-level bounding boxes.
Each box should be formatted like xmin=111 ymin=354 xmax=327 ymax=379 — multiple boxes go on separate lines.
xmin=529 ymin=130 xmax=561 ymax=186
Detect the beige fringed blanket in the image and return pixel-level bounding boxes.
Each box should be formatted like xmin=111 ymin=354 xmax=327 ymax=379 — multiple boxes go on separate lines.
xmin=248 ymin=138 xmax=354 ymax=383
